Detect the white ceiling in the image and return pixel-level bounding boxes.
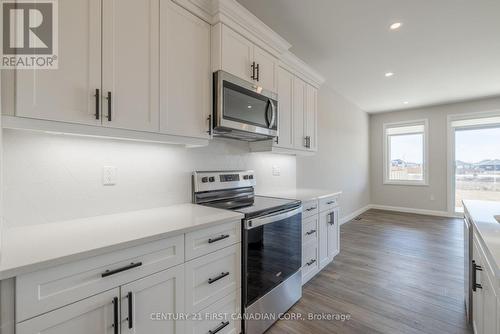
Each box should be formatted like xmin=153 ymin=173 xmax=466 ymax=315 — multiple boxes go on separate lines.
xmin=236 ymin=0 xmax=500 ymax=113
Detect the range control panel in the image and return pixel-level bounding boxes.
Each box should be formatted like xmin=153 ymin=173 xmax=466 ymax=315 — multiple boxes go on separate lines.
xmin=193 ymin=170 xmax=256 ymax=192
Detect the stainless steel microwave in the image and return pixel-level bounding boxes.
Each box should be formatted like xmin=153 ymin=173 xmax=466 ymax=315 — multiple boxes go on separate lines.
xmin=212 ymin=71 xmax=278 ymax=141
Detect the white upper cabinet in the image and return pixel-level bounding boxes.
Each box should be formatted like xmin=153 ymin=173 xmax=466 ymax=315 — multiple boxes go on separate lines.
xmin=15 ymin=0 xmax=101 ymax=125
xmin=102 ymin=0 xmax=160 ymax=132
xmin=275 ymin=67 xmax=294 ymax=149
xmin=253 ymin=46 xmax=278 ymax=93
xmin=218 ymin=24 xmax=254 ymax=82
xmin=160 ymin=0 xmax=211 ymax=139
xmin=213 ymin=24 xmax=279 ymax=93
xmin=293 ymin=76 xmax=306 ymax=150
xmin=305 ymin=83 xmax=318 ymax=151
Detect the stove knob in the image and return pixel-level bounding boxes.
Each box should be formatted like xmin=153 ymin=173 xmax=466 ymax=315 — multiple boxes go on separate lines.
xmin=249 ymin=175 xmax=254 ymax=180
xmin=201 ymin=177 xmax=208 ymax=183
xmin=243 ymin=175 xmax=249 ymax=180
xmin=209 ymin=177 xmax=215 ymax=182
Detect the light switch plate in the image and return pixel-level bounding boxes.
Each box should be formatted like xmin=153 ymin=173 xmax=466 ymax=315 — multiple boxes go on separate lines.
xmin=102 ymin=166 xmax=117 ymax=185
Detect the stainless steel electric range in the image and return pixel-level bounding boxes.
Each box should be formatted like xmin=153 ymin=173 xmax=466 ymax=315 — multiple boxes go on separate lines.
xmin=193 ymin=170 xmax=302 ymax=334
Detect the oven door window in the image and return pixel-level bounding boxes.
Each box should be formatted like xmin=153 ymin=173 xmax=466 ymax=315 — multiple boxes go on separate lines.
xmin=223 ymin=81 xmax=277 ymax=130
xmin=244 ymin=212 xmax=302 ymax=306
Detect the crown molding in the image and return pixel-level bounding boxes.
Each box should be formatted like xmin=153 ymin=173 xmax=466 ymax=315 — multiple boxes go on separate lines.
xmin=210 ymin=0 xmax=291 ymax=57
xmin=280 ymin=52 xmax=325 ymax=87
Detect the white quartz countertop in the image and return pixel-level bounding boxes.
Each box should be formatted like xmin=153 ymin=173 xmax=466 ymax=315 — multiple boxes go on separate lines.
xmin=0 ymin=204 xmax=243 ymax=279
xmin=463 ymin=200 xmax=500 ymax=278
xmin=258 ymin=188 xmax=342 ymax=202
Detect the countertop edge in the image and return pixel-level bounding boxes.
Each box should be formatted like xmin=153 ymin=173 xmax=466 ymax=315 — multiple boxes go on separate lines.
xmin=0 ymin=209 xmax=243 ymax=280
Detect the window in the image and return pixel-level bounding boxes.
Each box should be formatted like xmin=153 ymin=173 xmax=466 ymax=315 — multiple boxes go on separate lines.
xmin=384 ymin=120 xmax=428 ymax=185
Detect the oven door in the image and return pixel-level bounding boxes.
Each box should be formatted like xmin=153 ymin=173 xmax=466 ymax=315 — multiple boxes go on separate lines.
xmin=243 ymin=206 xmax=302 ymax=307
xmin=214 ymin=71 xmax=278 ymax=138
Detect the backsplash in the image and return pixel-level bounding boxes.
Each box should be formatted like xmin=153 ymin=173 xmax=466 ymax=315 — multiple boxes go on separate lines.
xmin=2 ymin=130 xmax=296 ymax=228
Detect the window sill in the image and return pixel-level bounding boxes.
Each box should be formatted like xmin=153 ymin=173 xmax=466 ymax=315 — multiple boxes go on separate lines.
xmin=383 ymin=180 xmax=429 ymax=187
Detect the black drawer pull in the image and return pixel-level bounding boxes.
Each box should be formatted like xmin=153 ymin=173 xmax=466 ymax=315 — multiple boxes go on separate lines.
xmin=112 ymin=297 xmax=118 ymax=334
xmin=305 ymin=207 xmax=317 ymax=212
xmin=127 ymin=291 xmax=133 ymax=329
xmin=307 ymin=259 xmax=316 ymax=266
xmin=327 ymin=200 xmax=336 ymax=205
xmin=102 ymin=262 xmax=142 ymax=278
xmin=306 ymin=229 xmax=316 ymax=236
xmin=475 ymin=283 xmax=483 ymax=290
xmin=208 ymin=272 xmax=229 ymax=284
xmin=208 ymin=234 xmax=230 ymax=244
xmin=209 ymin=321 xmax=230 ymax=334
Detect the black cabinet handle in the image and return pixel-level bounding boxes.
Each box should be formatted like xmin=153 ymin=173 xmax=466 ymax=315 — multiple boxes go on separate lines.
xmin=329 ymin=212 xmax=335 ymax=225
xmin=94 ymin=89 xmax=100 ymax=120
xmin=306 ymin=229 xmax=316 ymax=236
xmin=327 ymin=200 xmax=335 ymax=205
xmin=256 ymin=63 xmax=260 ymax=82
xmin=112 ymin=297 xmax=118 ymax=334
xmin=472 ymin=260 xmax=483 ymax=292
xmin=127 ymin=291 xmax=133 ymax=329
xmin=207 ymin=115 xmax=212 ymax=135
xmin=208 ymin=272 xmax=229 ymax=284
xmin=251 ymin=61 xmax=256 ymax=80
xmin=307 ymin=259 xmax=316 ymax=266
xmin=305 ymin=206 xmax=317 ymax=212
xmin=208 ymin=234 xmax=230 ymax=244
xmin=208 ymin=321 xmax=230 ymax=334
xmin=102 ymin=262 xmax=142 ymax=278
xmin=106 ymin=91 xmax=112 ymax=121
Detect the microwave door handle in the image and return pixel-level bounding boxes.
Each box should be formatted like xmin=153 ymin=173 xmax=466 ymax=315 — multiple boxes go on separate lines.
xmin=269 ymin=99 xmax=276 ymax=128
xmin=265 ymin=100 xmax=271 ymax=127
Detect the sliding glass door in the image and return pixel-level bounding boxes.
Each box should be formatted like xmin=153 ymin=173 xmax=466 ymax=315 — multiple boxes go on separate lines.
xmin=451 ymin=116 xmax=500 ymax=213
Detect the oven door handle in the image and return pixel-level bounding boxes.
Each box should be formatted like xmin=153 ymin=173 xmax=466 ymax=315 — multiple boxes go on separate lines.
xmin=245 ymin=206 xmax=302 ymax=230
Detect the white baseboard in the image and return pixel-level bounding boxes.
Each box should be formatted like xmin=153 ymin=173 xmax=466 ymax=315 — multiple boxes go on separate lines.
xmin=368 ymin=204 xmax=460 ymax=218
xmin=340 ymin=205 xmax=372 ymax=225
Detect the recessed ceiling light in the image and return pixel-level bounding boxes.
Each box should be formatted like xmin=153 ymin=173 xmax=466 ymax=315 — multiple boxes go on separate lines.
xmin=403 ymin=101 xmax=409 ymax=105
xmin=385 ymin=72 xmax=394 ymax=77
xmin=390 ymin=22 xmax=402 ymax=30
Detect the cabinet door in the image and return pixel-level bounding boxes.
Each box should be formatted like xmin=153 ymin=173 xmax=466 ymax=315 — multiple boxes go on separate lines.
xmin=120 ymin=264 xmax=185 ymax=334
xmin=16 ymin=288 xmax=119 ymax=334
xmin=482 ymin=271 xmax=497 ymax=334
xmin=275 ymin=67 xmax=294 ymax=149
xmin=220 ymin=25 xmax=254 ymax=82
xmin=318 ymin=211 xmax=329 ymax=269
xmin=472 ymin=241 xmax=483 ymax=334
xmin=102 ymin=0 xmax=160 ymax=132
xmin=327 ymin=208 xmax=340 ymax=259
xmin=253 ymin=46 xmax=278 ymax=93
xmin=15 ymin=0 xmax=101 ymax=125
xmin=292 ymin=76 xmax=306 ymax=150
xmin=305 ymin=84 xmax=318 ymax=151
xmin=160 ymin=0 xmax=211 ymax=139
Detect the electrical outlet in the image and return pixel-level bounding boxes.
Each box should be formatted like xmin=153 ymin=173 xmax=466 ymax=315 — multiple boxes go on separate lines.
xmin=272 ymin=165 xmax=280 ymax=176
xmin=102 ymin=166 xmax=117 ymax=185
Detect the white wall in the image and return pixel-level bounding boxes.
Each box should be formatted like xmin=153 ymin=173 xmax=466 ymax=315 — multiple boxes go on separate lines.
xmin=2 ymin=130 xmax=296 ymax=228
xmin=297 ymin=85 xmax=371 ymax=219
xmin=370 ymin=96 xmax=500 ymax=213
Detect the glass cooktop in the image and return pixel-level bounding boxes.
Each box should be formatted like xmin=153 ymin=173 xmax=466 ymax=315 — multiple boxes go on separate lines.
xmin=206 ymin=195 xmax=301 ymax=219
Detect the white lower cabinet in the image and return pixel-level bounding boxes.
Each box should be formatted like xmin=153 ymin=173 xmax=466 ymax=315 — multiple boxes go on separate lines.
xmin=16 ymin=288 xmax=119 ymax=334
xmin=14 ymin=221 xmax=241 ymax=334
xmin=471 ymin=231 xmax=498 ymax=334
xmin=301 ymin=195 xmax=340 ymax=284
xmin=120 ymin=265 xmax=185 ymax=334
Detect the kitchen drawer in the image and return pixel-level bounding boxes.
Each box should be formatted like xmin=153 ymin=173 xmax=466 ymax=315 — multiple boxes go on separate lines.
xmin=302 ymin=215 xmax=318 ymax=246
xmin=302 ymin=199 xmax=319 ymax=218
xmin=16 ymin=234 xmax=184 ymax=322
xmin=185 ymin=221 xmax=240 ymax=261
xmin=302 ymin=242 xmax=319 ymax=284
xmin=185 ymin=244 xmax=241 ymax=313
xmin=186 ymin=289 xmax=241 ymax=334
xmin=319 ymin=195 xmax=339 ymax=213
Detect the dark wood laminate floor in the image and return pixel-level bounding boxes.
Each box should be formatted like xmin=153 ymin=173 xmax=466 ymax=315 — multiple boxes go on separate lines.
xmin=267 ymin=209 xmax=472 ymax=334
